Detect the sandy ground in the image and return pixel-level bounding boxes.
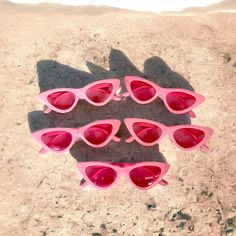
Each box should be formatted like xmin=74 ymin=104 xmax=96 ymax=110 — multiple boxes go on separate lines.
xmin=0 ymin=2 xmax=236 ymax=236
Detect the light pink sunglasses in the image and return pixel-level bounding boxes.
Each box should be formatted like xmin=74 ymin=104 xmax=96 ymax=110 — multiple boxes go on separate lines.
xmin=39 ymin=79 xmax=121 ymax=113
xmin=32 ymin=119 xmax=121 ymax=154
xmin=32 ymin=118 xmax=213 ymax=154
xmin=122 ymin=76 xmax=205 ymax=118
xmin=124 ymin=118 xmax=213 ymax=152
xmin=77 ymin=162 xmax=169 ymax=190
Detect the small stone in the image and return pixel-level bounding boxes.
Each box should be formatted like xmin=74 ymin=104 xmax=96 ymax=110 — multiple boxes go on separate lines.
xmin=223 ymin=53 xmax=231 ymax=63
xmin=100 ymin=224 xmax=106 ymax=230
xmin=146 ymin=203 xmax=157 ymax=210
xmin=92 ymin=233 xmax=102 ymax=236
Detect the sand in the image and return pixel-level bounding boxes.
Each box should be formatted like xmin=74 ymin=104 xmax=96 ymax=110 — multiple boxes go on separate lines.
xmin=0 ymin=2 xmax=236 ymax=236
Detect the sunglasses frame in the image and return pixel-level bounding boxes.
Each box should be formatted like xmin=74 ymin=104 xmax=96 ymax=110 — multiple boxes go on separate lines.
xmin=77 ymin=161 xmax=169 ymax=190
xmin=32 ymin=119 xmax=121 ymax=154
xmin=124 ymin=118 xmax=213 ymax=151
xmin=39 ymin=79 xmax=121 ymax=113
xmin=124 ymin=76 xmax=205 ymax=118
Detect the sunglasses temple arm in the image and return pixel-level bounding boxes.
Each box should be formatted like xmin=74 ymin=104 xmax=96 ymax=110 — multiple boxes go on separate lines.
xmin=39 ymin=147 xmax=47 ymax=155
xmin=112 ymin=95 xmax=122 ymax=101
xmin=188 ymin=110 xmax=196 ymax=118
xmin=125 ymin=136 xmax=134 ymax=143
xmin=200 ymin=143 xmax=209 ymax=153
xmin=113 ymin=136 xmax=121 ymax=142
xmin=79 ymin=177 xmax=168 ymax=188
xmin=79 ymin=178 xmax=168 ymax=188
xmin=120 ymin=92 xmax=130 ymax=100
xmin=44 ymin=107 xmax=52 ymax=114
xmin=159 ymin=179 xmax=168 ymax=186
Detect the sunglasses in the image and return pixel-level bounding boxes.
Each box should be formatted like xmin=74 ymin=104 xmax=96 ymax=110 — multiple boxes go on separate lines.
xmin=32 ymin=118 xmax=213 ymax=154
xmin=77 ymin=162 xmax=169 ymax=190
xmin=125 ymin=118 xmax=213 ymax=152
xmin=32 ymin=119 xmax=121 ymax=154
xmin=39 ymin=79 xmax=121 ymax=113
xmin=123 ymin=76 xmax=205 ymax=118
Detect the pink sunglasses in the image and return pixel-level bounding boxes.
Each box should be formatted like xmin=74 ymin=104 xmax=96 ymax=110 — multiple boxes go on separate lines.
xmin=123 ymin=76 xmax=205 ymax=118
xmin=32 ymin=118 xmax=213 ymax=154
xmin=77 ymin=162 xmax=169 ymax=190
xmin=32 ymin=119 xmax=121 ymax=154
xmin=124 ymin=118 xmax=213 ymax=152
xmin=39 ymin=79 xmax=121 ymax=113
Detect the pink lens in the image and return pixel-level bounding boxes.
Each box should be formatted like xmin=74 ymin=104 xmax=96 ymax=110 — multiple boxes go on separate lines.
xmin=86 ymin=83 xmax=113 ymax=103
xmin=84 ymin=123 xmax=113 ymax=145
xmin=166 ymin=92 xmax=196 ymax=111
xmin=85 ymin=165 xmax=117 ymax=187
xmin=129 ymin=166 xmax=161 ymax=188
xmin=41 ymin=131 xmax=72 ymax=151
xmin=130 ymin=80 xmax=156 ymax=101
xmin=174 ymin=128 xmax=205 ymax=148
xmin=133 ymin=122 xmax=162 ymax=143
xmin=47 ymin=91 xmax=76 ymax=110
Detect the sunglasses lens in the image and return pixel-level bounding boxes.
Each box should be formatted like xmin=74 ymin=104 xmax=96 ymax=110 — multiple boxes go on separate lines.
xmin=130 ymin=80 xmax=156 ymax=101
xmin=86 ymin=83 xmax=113 ymax=103
xmin=166 ymin=92 xmax=196 ymax=111
xmin=41 ymin=131 xmax=72 ymax=151
xmin=84 ymin=124 xmax=113 ymax=145
xmin=130 ymin=166 xmax=161 ymax=188
xmin=133 ymin=122 xmax=162 ymax=143
xmin=47 ymin=91 xmax=76 ymax=110
xmin=85 ymin=165 xmax=117 ymax=187
xmin=174 ymin=128 xmax=205 ymax=148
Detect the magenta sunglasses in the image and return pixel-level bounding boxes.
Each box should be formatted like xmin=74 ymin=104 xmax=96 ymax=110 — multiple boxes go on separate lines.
xmin=77 ymin=162 xmax=169 ymax=190
xmin=123 ymin=76 xmax=205 ymax=118
xmin=39 ymin=79 xmax=121 ymax=113
xmin=32 ymin=118 xmax=213 ymax=154
xmin=39 ymin=77 xmax=205 ymax=117
xmin=32 ymin=119 xmax=121 ymax=154
xmin=124 ymin=118 xmax=213 ymax=152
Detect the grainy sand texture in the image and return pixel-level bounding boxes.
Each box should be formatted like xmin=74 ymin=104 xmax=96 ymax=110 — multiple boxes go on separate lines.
xmin=0 ymin=1 xmax=236 ymax=236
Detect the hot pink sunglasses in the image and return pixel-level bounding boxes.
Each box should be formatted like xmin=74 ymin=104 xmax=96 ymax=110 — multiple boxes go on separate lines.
xmin=124 ymin=118 xmax=213 ymax=152
xmin=39 ymin=79 xmax=121 ymax=113
xmin=77 ymin=162 xmax=169 ymax=190
xmin=32 ymin=119 xmax=121 ymax=154
xmin=122 ymin=76 xmax=205 ymax=118
xmin=32 ymin=118 xmax=213 ymax=154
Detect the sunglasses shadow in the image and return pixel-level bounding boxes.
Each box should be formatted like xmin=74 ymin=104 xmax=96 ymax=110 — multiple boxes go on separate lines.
xmin=29 ymin=48 xmax=194 ymax=163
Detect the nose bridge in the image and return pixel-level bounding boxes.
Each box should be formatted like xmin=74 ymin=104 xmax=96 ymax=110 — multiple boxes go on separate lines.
xmin=76 ymin=88 xmax=85 ymax=99
xmin=165 ymin=125 xmax=175 ymax=137
xmin=159 ymin=125 xmax=169 ymax=138
xmin=117 ymin=166 xmax=128 ymax=176
xmin=156 ymin=84 xmax=164 ymax=95
xmin=74 ymin=128 xmax=82 ymax=140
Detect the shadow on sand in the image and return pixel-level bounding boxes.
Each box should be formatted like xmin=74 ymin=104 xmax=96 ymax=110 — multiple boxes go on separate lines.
xmin=28 ymin=49 xmax=193 ymax=163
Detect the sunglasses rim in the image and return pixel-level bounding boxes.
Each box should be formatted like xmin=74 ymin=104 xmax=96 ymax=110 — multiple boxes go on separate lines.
xmin=77 ymin=161 xmax=169 ymax=190
xmin=39 ymin=88 xmax=79 ymax=113
xmin=124 ymin=118 xmax=214 ymax=150
xmin=83 ymin=79 xmax=120 ymax=106
xmin=171 ymin=125 xmax=213 ymax=150
xmin=124 ymin=76 xmax=205 ymax=114
xmin=32 ymin=128 xmax=75 ymax=154
xmin=79 ymin=119 xmax=121 ymax=148
xmin=124 ymin=118 xmax=166 ymax=146
xmin=32 ymin=119 xmax=121 ymax=153
xmin=124 ymin=76 xmax=159 ymax=104
xmin=39 ymin=79 xmax=120 ymax=113
xmin=162 ymin=88 xmax=205 ymax=114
